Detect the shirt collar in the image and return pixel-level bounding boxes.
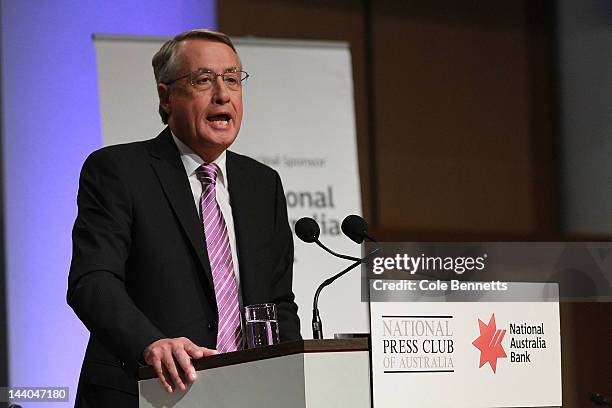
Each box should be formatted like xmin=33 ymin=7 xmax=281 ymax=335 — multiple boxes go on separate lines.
xmin=171 ymin=132 xmax=228 ymax=188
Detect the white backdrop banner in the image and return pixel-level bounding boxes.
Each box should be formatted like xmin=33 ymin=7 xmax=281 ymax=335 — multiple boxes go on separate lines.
xmin=94 ymin=35 xmax=366 ymax=339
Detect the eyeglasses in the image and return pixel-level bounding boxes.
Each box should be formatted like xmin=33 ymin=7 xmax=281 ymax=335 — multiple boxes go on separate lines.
xmin=164 ymin=68 xmax=249 ymax=91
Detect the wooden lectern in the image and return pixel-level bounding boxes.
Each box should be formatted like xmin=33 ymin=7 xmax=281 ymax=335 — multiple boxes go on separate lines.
xmin=138 ymin=339 xmax=371 ymax=408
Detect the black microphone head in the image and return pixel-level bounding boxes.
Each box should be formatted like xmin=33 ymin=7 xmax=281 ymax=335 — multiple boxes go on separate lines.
xmin=341 ymin=214 xmax=368 ymax=244
xmin=295 ymin=217 xmax=320 ymax=243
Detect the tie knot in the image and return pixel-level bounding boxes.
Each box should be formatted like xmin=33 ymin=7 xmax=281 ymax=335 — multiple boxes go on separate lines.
xmin=196 ymin=163 xmax=219 ymax=185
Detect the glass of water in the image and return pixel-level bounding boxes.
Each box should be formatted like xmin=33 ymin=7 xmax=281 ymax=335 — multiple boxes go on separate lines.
xmin=244 ymin=303 xmax=280 ymax=349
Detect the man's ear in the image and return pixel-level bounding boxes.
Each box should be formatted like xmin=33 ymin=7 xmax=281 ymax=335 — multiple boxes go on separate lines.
xmin=158 ymin=83 xmax=171 ymax=117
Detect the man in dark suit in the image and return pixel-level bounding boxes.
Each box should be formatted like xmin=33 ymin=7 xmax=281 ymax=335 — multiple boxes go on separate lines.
xmin=68 ymin=29 xmax=300 ymax=407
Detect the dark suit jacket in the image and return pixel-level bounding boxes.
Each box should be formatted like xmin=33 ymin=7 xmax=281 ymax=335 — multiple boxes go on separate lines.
xmin=67 ymin=128 xmax=300 ymax=400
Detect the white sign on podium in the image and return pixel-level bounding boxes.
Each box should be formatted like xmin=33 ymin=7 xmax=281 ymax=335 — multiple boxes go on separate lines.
xmin=370 ymin=282 xmax=562 ymax=408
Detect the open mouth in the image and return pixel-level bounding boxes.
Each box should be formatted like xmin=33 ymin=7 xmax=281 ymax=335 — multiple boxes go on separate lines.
xmin=207 ymin=113 xmax=232 ymax=128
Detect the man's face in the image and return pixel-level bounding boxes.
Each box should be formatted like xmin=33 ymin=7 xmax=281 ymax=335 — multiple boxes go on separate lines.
xmin=159 ymin=39 xmax=243 ymax=161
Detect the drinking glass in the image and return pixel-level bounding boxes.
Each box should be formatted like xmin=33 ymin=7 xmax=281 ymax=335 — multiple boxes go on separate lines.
xmin=244 ymin=303 xmax=280 ymax=348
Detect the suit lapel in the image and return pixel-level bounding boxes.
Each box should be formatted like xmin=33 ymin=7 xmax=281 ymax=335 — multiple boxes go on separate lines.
xmin=226 ymin=151 xmax=258 ymax=304
xmin=146 ymin=128 xmax=216 ymax=294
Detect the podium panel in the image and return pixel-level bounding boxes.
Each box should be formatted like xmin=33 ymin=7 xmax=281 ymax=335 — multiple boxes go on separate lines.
xmin=370 ymin=282 xmax=562 ymax=408
xmin=138 ymin=339 xmax=370 ymax=408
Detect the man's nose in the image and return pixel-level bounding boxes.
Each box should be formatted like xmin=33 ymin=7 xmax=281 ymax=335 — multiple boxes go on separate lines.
xmin=212 ymin=77 xmax=230 ymax=104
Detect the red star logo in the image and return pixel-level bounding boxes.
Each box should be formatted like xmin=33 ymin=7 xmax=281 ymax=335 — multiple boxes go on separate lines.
xmin=472 ymin=313 xmax=507 ymax=373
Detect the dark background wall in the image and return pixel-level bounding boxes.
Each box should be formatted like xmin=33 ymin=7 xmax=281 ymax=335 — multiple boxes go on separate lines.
xmin=220 ymin=0 xmax=558 ymax=238
xmin=219 ymin=0 xmax=611 ymax=405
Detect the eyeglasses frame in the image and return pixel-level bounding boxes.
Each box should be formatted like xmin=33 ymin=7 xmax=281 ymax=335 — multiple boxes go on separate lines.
xmin=163 ymin=68 xmax=249 ymax=91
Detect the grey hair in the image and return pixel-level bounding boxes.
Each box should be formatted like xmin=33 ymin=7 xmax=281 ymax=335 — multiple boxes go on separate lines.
xmin=152 ymin=29 xmax=238 ymax=124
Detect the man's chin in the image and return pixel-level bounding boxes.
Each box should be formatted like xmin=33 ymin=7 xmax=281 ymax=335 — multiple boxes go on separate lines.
xmin=205 ymin=132 xmax=238 ymax=148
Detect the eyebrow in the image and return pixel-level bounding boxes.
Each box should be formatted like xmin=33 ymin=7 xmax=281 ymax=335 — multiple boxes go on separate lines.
xmin=198 ymin=67 xmax=241 ymax=73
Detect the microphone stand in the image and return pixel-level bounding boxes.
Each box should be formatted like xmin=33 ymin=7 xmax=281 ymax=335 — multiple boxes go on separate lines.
xmin=312 ymin=248 xmax=380 ymax=339
xmin=315 ymin=240 xmax=360 ymax=262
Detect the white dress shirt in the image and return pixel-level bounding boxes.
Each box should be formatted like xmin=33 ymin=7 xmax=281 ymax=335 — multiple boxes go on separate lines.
xmin=171 ymin=133 xmax=242 ymax=289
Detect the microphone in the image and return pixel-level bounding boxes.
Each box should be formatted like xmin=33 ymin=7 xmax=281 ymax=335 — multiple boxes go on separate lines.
xmin=592 ymin=393 xmax=612 ymax=406
xmin=295 ymin=217 xmax=359 ymax=262
xmin=341 ymin=214 xmax=377 ymax=243
xmin=294 ymin=216 xmax=319 ymax=243
xmin=295 ymin=217 xmax=379 ymax=339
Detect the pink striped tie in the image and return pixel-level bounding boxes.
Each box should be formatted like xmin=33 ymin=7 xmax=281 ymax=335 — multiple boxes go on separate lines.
xmin=196 ymin=163 xmax=242 ymax=353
